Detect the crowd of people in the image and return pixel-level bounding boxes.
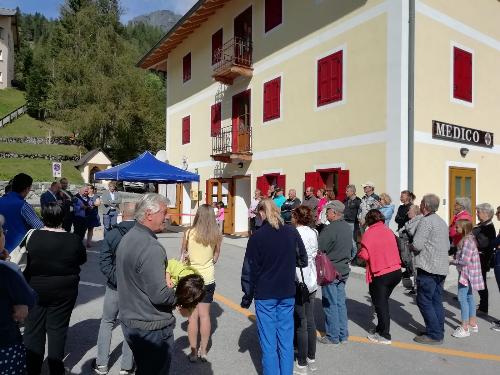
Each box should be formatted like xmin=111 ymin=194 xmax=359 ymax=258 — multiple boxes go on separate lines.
xmin=242 ymin=183 xmax=500 ymax=374
xmin=1 ymin=172 xmax=499 ymax=375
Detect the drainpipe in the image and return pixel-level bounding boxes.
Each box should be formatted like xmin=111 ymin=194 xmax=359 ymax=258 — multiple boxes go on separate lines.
xmin=408 ymin=0 xmax=415 ymax=191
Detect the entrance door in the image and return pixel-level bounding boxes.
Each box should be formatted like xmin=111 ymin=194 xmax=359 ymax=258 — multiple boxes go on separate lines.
xmin=232 ymin=90 xmax=251 ymax=153
xmin=234 ymin=6 xmax=252 ymax=64
xmin=168 ymin=184 xmax=183 ymax=225
xmin=449 ymin=167 xmax=476 ymax=223
xmin=207 ymin=178 xmax=234 ymax=234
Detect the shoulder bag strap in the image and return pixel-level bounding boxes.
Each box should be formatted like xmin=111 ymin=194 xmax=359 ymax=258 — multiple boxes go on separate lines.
xmin=295 ymin=241 xmax=306 ymax=283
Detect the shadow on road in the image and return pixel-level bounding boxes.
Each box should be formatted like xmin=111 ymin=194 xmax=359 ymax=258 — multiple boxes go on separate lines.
xmin=238 ymin=316 xmax=262 ymax=375
xmin=64 ymin=318 xmax=101 ymax=371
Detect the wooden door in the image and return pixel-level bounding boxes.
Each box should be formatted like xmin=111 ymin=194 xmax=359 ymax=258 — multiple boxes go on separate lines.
xmin=449 ymin=167 xmax=476 ymax=223
xmin=169 ymin=184 xmax=183 ymax=225
xmin=207 ymin=178 xmax=234 ymax=234
xmin=232 ymin=90 xmax=251 ymax=153
xmin=234 ymin=6 xmax=252 ymax=64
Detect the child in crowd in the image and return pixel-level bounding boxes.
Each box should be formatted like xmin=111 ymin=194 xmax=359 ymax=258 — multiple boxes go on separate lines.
xmin=450 ymin=219 xmax=484 ymax=338
xmin=215 ymin=202 xmax=225 ymax=233
xmin=166 ymin=259 xmax=206 ymax=317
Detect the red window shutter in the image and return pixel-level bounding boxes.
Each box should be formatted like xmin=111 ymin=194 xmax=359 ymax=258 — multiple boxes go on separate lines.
xmin=182 ymin=116 xmax=190 ymax=144
xmin=453 ymin=47 xmax=472 ymax=102
xmin=256 ymin=176 xmax=270 ymax=195
xmin=265 ymin=0 xmax=282 ymax=33
xmin=206 ymin=180 xmax=210 ymax=204
xmin=304 ymin=172 xmax=321 ymax=194
xmin=336 ymin=170 xmax=350 ymax=202
xmin=212 ymin=29 xmax=223 ymax=65
xmin=211 ymin=102 xmax=221 ymax=136
xmin=317 ymin=51 xmax=343 ymax=106
xmin=263 ymin=77 xmax=281 ymax=122
xmin=276 ymin=174 xmax=286 ymax=192
xmin=183 ymin=53 xmax=191 ymax=82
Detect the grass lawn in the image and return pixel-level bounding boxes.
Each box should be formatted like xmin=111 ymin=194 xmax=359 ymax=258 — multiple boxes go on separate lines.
xmin=0 ymin=142 xmax=84 ymax=156
xmin=0 ymin=88 xmax=26 ymax=118
xmin=0 ymin=159 xmax=83 ymax=182
xmin=0 ymin=114 xmax=71 ymax=137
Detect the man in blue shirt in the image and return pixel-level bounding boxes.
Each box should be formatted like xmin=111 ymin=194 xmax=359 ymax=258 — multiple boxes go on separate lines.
xmin=0 ymin=173 xmax=44 ymax=253
xmin=40 ymin=181 xmax=62 ymax=209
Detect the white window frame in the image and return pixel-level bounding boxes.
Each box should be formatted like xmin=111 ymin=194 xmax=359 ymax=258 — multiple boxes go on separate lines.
xmin=450 ymin=41 xmax=474 ymax=108
xmin=314 ymin=44 xmax=347 ymax=112
xmin=262 ymin=72 xmax=284 ymax=126
xmin=263 ymin=0 xmax=285 ymax=37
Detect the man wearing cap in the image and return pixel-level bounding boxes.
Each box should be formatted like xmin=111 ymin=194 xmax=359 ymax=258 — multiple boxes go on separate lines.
xmin=358 ymin=181 xmax=380 ymax=228
xmin=317 ymin=200 xmax=352 ymax=345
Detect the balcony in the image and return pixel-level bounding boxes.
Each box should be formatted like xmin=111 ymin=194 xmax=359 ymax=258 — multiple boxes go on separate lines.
xmin=212 ymin=37 xmax=253 ymax=85
xmin=211 ymin=120 xmax=252 ymax=163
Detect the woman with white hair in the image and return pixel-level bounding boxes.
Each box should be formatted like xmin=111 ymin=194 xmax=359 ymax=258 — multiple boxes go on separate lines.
xmin=449 ymin=197 xmax=472 ymax=254
xmin=378 ymin=193 xmax=395 ymax=226
xmin=241 ymin=199 xmax=307 ymax=375
xmin=473 ymin=203 xmax=496 ymax=314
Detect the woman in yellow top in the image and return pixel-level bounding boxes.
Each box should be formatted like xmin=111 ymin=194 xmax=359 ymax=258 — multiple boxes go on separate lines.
xmin=181 ymin=204 xmax=222 ymax=362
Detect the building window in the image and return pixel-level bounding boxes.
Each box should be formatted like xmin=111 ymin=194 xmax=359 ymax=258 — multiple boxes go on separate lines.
xmin=263 ymin=77 xmax=281 ymax=122
xmin=212 ymin=29 xmax=223 ymax=65
xmin=317 ymin=50 xmax=343 ymax=107
xmin=182 ymin=116 xmax=190 ymax=144
xmin=265 ymin=0 xmax=282 ymax=33
xmin=0 ymin=49 xmax=3 ymax=61
xmin=183 ymin=53 xmax=191 ymax=82
xmin=453 ymin=46 xmax=472 ymax=103
xmin=211 ymin=102 xmax=221 ymax=136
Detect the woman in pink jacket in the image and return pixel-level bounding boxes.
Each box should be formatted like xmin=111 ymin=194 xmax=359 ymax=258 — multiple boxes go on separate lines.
xmin=358 ymin=209 xmax=402 ymax=345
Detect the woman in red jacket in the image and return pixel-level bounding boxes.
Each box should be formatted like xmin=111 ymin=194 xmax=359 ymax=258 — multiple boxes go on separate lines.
xmin=358 ymin=209 xmax=402 ymax=345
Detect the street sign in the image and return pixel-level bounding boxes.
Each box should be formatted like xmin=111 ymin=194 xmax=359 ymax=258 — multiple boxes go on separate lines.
xmin=52 ymin=162 xmax=62 ymax=178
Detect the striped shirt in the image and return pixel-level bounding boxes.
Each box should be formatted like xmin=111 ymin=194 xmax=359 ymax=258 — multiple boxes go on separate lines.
xmin=21 ymin=202 xmax=43 ymax=230
xmin=454 ymin=235 xmax=485 ymax=290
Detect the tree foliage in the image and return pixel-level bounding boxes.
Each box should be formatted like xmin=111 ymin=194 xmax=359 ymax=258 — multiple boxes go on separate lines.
xmin=17 ymin=0 xmax=166 ymax=162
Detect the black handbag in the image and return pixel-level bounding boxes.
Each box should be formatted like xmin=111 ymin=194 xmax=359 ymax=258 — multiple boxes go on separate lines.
xmin=295 ymin=244 xmax=309 ymax=304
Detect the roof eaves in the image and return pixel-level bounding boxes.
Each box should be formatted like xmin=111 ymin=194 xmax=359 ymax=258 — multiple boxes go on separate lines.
xmin=136 ymin=0 xmax=207 ymax=69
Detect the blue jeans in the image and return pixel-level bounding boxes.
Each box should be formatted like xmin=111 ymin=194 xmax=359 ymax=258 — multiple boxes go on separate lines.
xmin=121 ymin=323 xmax=173 ymax=375
xmin=416 ymin=269 xmax=446 ymax=340
xmin=457 ymin=282 xmax=475 ymax=322
xmin=96 ymin=287 xmax=134 ymax=370
xmin=346 ymin=222 xmax=358 ymax=259
xmin=103 ymin=210 xmax=118 ymax=231
xmin=255 ymin=298 xmax=294 ymax=375
xmin=321 ymin=279 xmax=348 ymax=343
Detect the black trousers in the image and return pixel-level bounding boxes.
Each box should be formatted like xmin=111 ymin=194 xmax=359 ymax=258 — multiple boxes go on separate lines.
xmin=73 ymin=216 xmax=87 ymax=240
xmin=478 ymin=252 xmax=490 ymax=312
xmin=24 ymin=295 xmax=77 ymax=375
xmin=122 ymin=322 xmax=174 ymax=375
xmin=294 ymin=291 xmax=316 ymax=366
xmin=369 ymin=269 xmax=402 ymax=340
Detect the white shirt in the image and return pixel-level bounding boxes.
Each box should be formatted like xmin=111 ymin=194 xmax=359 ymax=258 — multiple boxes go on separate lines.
xmin=296 ymin=225 xmax=319 ymax=293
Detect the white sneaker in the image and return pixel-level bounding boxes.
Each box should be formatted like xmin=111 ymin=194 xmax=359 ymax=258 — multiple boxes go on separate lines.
xmin=469 ymin=325 xmax=479 ymax=333
xmin=293 ymin=363 xmax=308 ymax=375
xmin=452 ymin=326 xmax=470 ymax=338
xmin=306 ymin=358 xmax=317 ymax=372
xmin=367 ymin=332 xmax=392 ymax=345
xmin=491 ymin=322 xmax=500 ymax=332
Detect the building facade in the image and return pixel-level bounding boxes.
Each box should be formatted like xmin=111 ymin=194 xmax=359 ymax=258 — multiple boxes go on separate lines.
xmin=0 ymin=8 xmax=18 ymax=89
xmin=139 ymin=0 xmax=500 ymax=234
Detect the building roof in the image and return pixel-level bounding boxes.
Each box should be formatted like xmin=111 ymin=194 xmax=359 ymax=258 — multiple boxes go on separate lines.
xmin=74 ymin=149 xmax=111 ymax=167
xmin=137 ymin=0 xmax=230 ymax=72
xmin=0 ymin=8 xmax=17 ymax=16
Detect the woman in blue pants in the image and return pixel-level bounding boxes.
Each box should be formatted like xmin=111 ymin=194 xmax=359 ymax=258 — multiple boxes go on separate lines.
xmin=241 ymin=199 xmax=307 ymax=375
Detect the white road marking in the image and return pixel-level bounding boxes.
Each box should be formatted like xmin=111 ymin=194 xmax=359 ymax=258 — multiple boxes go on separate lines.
xmin=79 ymin=281 xmax=105 ymax=288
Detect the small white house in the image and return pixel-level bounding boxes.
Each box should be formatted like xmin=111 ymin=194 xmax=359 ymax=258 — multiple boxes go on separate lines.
xmin=74 ymin=149 xmax=112 ymax=184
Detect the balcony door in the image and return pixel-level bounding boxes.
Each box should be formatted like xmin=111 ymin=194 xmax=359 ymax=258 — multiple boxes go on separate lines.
xmin=449 ymin=167 xmax=476 ymax=223
xmin=232 ymin=89 xmax=251 ymax=153
xmin=234 ymin=6 xmax=252 ymax=65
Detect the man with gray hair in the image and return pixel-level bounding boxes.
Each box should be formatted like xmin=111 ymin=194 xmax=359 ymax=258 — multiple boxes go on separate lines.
xmin=280 ymin=188 xmax=301 ymax=224
xmin=317 ymin=200 xmax=352 ymax=345
xmin=412 ymin=194 xmax=449 ymax=345
xmin=116 ymin=194 xmax=176 ymax=375
xmin=343 ymin=184 xmax=361 ymax=259
xmin=93 ymin=201 xmax=137 ymax=375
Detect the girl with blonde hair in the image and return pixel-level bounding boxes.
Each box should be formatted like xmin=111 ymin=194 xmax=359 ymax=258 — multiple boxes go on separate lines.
xmin=241 ymin=199 xmax=308 ymax=374
xmin=181 ymin=204 xmax=222 ymax=362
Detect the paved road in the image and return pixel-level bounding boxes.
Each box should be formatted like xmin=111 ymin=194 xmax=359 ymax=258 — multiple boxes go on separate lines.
xmin=51 ymin=229 xmax=500 ymax=374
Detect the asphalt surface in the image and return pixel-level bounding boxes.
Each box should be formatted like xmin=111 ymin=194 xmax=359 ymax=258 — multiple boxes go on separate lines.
xmin=40 ymin=228 xmax=500 ymax=374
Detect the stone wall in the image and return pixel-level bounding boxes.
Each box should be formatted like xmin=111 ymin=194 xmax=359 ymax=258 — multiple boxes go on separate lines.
xmin=0 ymin=152 xmax=80 ymax=161
xmin=0 ymin=136 xmax=81 ymax=145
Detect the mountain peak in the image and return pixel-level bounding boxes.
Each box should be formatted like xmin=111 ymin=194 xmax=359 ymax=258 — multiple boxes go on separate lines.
xmin=128 ymin=10 xmax=182 ymax=32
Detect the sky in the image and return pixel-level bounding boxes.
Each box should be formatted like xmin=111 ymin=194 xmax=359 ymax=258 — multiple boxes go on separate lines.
xmin=1 ymin=0 xmax=198 ymax=22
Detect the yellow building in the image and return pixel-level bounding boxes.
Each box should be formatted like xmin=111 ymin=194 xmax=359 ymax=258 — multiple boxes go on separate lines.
xmin=0 ymin=8 xmax=18 ymax=89
xmin=139 ymin=0 xmax=500 ymax=234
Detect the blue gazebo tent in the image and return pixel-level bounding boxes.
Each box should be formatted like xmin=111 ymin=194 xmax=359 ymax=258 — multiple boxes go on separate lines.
xmin=94 ymin=151 xmax=199 ymax=183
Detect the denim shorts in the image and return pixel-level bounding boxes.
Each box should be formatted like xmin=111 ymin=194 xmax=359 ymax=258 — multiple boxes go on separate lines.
xmin=202 ymin=283 xmax=216 ymax=303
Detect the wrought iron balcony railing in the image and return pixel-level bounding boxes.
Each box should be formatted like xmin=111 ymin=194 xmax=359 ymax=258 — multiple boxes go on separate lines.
xmin=212 ymin=37 xmax=253 ymax=84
